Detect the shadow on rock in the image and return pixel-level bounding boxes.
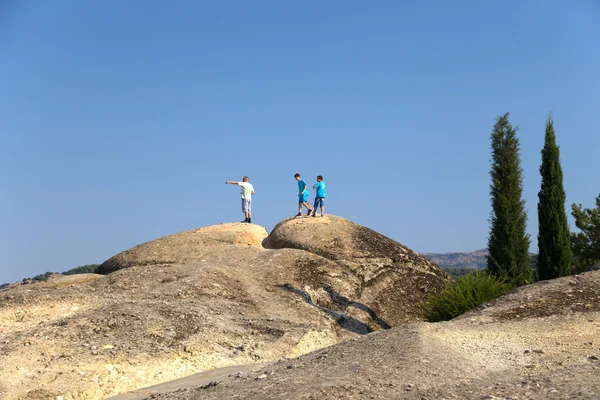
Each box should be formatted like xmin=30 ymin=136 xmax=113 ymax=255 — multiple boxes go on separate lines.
xmin=322 ymin=286 xmax=391 ymax=330
xmin=277 ymin=284 xmax=390 ymax=334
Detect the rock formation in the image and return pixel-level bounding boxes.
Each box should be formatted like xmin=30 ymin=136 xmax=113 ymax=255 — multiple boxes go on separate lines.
xmin=97 ymin=223 xmax=269 ymax=274
xmin=0 ymin=216 xmax=447 ymax=399
xmin=122 ymin=270 xmax=600 ymax=400
xmin=264 ymin=215 xmax=449 ymax=325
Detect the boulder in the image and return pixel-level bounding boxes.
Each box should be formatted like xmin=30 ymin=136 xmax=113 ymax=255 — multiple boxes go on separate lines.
xmin=264 ymin=215 xmax=449 ymax=325
xmin=98 ymin=223 xmax=268 ymax=274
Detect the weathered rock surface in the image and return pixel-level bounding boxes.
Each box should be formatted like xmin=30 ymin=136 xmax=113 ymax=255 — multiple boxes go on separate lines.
xmin=265 ymin=215 xmax=449 ymax=325
xmin=0 ymin=217 xmax=447 ymax=399
xmin=131 ymin=271 xmax=600 ymax=400
xmin=98 ymin=223 xmax=269 ymax=274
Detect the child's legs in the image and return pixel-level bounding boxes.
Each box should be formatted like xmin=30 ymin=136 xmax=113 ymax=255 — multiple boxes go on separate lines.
xmin=317 ymin=198 xmax=325 ymax=215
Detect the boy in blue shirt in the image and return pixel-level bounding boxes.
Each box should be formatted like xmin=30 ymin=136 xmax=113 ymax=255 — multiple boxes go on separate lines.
xmin=294 ymin=173 xmax=313 ymax=217
xmin=312 ymin=175 xmax=326 ymax=217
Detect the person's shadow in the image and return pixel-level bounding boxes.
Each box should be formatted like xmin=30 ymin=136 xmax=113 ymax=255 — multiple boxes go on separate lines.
xmin=277 ymin=284 xmax=391 ymax=334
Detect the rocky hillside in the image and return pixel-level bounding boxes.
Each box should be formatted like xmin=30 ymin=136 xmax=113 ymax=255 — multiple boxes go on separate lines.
xmin=123 ymin=270 xmax=600 ymax=400
xmin=0 ymin=215 xmax=448 ymax=400
xmin=423 ymin=249 xmax=489 ymax=270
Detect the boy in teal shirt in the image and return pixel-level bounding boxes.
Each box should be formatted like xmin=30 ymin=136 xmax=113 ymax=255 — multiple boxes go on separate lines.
xmin=312 ymin=175 xmax=326 ymax=217
xmin=294 ymin=173 xmax=313 ymax=217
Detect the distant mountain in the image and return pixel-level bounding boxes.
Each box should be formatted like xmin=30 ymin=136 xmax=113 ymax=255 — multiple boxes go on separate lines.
xmin=422 ymin=249 xmax=488 ymax=270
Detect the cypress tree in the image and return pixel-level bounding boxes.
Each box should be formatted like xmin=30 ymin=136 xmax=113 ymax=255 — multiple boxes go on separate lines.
xmin=487 ymin=113 xmax=532 ymax=286
xmin=537 ymin=114 xmax=572 ymax=279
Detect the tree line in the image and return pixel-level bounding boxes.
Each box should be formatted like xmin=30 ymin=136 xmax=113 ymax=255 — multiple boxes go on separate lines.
xmin=487 ymin=112 xmax=598 ymax=286
xmin=0 ymin=264 xmax=100 ymax=289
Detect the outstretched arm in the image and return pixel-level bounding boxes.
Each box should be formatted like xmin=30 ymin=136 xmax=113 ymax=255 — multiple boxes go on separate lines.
xmin=225 ymin=181 xmax=239 ymax=185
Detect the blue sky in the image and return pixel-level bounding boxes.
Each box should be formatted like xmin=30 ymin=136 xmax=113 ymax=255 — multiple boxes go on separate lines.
xmin=1 ymin=1 xmax=599 ymax=284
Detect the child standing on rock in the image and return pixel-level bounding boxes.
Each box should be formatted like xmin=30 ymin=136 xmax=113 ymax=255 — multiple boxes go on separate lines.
xmin=294 ymin=173 xmax=313 ymax=217
xmin=312 ymin=175 xmax=326 ymax=217
xmin=225 ymin=176 xmax=254 ymax=223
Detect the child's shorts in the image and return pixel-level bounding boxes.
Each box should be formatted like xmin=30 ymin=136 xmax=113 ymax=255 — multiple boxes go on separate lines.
xmin=242 ymin=198 xmax=252 ymax=213
xmin=314 ymin=197 xmax=325 ymax=208
xmin=299 ymin=194 xmax=309 ymax=203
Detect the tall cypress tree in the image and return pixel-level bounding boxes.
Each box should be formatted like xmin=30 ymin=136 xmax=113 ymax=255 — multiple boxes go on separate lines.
xmin=537 ymin=114 xmax=572 ymax=279
xmin=487 ymin=113 xmax=532 ymax=286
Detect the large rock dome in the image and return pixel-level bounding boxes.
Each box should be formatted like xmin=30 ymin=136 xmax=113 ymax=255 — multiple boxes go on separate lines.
xmin=0 ymin=216 xmax=448 ymax=399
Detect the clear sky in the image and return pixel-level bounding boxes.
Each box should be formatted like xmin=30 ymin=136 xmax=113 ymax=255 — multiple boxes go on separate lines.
xmin=1 ymin=1 xmax=599 ymax=284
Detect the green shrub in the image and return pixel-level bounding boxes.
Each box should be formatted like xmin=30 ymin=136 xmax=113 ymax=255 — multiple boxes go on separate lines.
xmin=443 ymin=267 xmax=479 ymax=278
xmin=426 ymin=272 xmax=513 ymax=322
xmin=63 ymin=264 xmax=100 ymax=275
xmin=31 ymin=273 xmax=50 ymax=282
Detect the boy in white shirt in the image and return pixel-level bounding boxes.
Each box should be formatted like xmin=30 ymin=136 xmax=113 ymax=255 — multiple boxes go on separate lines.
xmin=225 ymin=176 xmax=255 ymax=223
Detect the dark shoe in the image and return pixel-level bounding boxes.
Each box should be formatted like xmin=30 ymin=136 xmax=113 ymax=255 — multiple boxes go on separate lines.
xmin=312 ymin=210 xmax=317 ymax=217
xmin=294 ymin=212 xmax=302 ymax=217
xmin=306 ymin=209 xmax=312 ymax=216
xmin=241 ymin=220 xmax=248 ymax=223
xmin=311 ymin=213 xmax=317 ymax=217
xmin=248 ymin=218 xmax=251 ymax=224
